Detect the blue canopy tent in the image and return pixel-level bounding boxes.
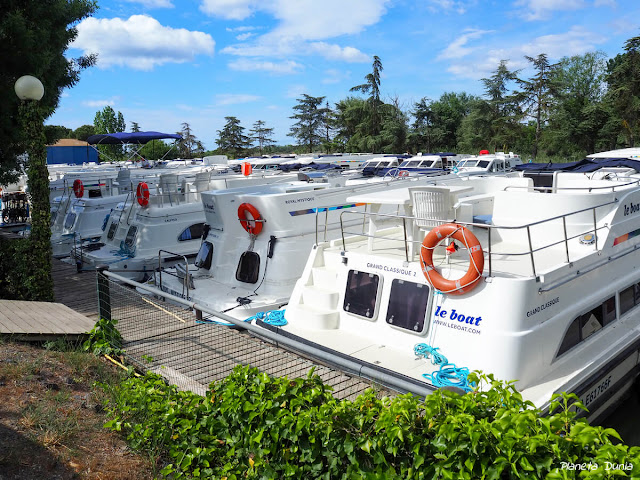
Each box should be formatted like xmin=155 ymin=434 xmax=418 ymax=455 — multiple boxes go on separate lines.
xmin=87 ymin=131 xmax=182 ymax=145
xmin=87 ymin=131 xmax=183 ymax=163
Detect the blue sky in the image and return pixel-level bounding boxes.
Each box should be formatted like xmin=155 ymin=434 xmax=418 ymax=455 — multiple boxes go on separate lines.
xmin=47 ymin=0 xmax=640 ymax=149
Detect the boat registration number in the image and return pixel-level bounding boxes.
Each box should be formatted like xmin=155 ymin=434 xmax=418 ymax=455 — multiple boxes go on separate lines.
xmin=582 ymin=375 xmax=612 ymax=408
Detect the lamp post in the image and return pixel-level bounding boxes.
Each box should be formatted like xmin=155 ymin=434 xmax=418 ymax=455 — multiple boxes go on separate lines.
xmin=15 ymin=75 xmax=54 ymax=301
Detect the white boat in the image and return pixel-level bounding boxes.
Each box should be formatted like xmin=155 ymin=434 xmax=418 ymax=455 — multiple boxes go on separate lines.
xmin=154 ymin=170 xmax=496 ymax=320
xmin=246 ymin=160 xmax=640 ymax=422
xmin=74 ymin=169 xmax=305 ymax=279
xmin=454 ymin=151 xmax=522 ymax=174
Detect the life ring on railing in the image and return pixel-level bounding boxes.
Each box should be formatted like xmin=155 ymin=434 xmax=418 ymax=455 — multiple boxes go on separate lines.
xmin=420 ymin=223 xmax=484 ymax=295
xmin=398 ymin=169 xmax=410 ymax=177
xmin=136 ymin=182 xmax=150 ymax=207
xmin=73 ymin=179 xmax=84 ymax=198
xmin=237 ymin=202 xmax=263 ymax=235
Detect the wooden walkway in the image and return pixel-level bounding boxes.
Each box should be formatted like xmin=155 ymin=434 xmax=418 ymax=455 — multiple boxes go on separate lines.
xmin=52 ymin=259 xmax=99 ymax=321
xmin=0 ymin=299 xmax=95 ymax=341
xmin=50 ymin=259 xmax=389 ymax=400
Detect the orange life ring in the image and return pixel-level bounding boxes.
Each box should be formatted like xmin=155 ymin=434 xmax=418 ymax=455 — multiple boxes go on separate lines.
xmin=420 ymin=223 xmax=484 ymax=295
xmin=73 ymin=179 xmax=84 ymax=198
xmin=237 ymin=202 xmax=263 ymax=235
xmin=398 ymin=170 xmax=410 ymax=177
xmin=136 ymin=182 xmax=150 ymax=207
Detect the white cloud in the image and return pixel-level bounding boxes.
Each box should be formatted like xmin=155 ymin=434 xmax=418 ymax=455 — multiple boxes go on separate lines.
xmin=204 ymin=0 xmax=386 ymax=66
xmin=228 ymin=58 xmax=303 ymax=74
xmin=236 ymin=32 xmax=255 ymax=41
xmin=437 ymin=29 xmax=494 ymax=60
xmin=123 ymin=0 xmax=174 ymax=8
xmin=200 ymin=0 xmax=255 ymax=20
xmin=444 ymin=26 xmax=606 ymax=79
xmin=286 ymin=84 xmax=308 ymax=99
xmin=514 ymin=0 xmax=588 ymax=21
xmin=427 ymin=0 xmax=473 ymax=14
xmin=83 ymin=99 xmax=116 ymax=108
xmin=71 ymin=15 xmax=215 ymax=71
xmin=215 ymin=93 xmax=261 ymax=105
xmin=322 ymin=68 xmax=351 ymax=84
xmin=226 ymin=26 xmax=260 ymax=32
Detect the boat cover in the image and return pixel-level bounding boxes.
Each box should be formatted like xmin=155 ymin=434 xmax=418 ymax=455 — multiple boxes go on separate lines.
xmin=515 ymin=158 xmax=640 ymax=173
xmin=87 ymin=131 xmax=183 ymax=145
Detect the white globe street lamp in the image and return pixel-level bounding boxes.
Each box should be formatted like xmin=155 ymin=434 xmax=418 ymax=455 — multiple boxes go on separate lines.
xmin=14 ymin=75 xmax=44 ymax=101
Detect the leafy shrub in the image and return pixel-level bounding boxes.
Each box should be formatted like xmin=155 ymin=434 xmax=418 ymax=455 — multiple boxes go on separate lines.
xmin=101 ymin=366 xmax=640 ymax=479
xmin=83 ymin=317 xmax=123 ymax=356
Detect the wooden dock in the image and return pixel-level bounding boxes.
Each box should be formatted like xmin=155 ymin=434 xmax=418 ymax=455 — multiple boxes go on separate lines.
xmin=0 ymin=299 xmax=95 ymax=341
xmin=49 ymin=259 xmax=390 ymax=400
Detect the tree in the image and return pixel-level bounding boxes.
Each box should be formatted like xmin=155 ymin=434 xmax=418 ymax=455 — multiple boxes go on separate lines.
xmin=0 ymin=0 xmax=97 ymax=302
xmin=130 ymin=121 xmax=141 ymax=133
xmin=72 ymin=124 xmax=95 ymax=141
xmin=409 ymin=97 xmax=436 ymax=153
xmin=177 ymin=122 xmax=204 ymax=159
xmin=288 ymin=94 xmax=328 ymax=152
xmin=0 ymin=0 xmax=97 ymax=186
xmin=428 ymin=92 xmax=478 ymax=152
xmin=546 ymin=51 xmax=610 ymax=158
xmin=44 ymin=125 xmax=72 ymax=145
xmin=334 ymin=97 xmax=369 ymax=151
xmin=215 ymin=117 xmax=250 ymax=158
xmin=350 ymin=55 xmax=384 ymax=137
xmin=249 ymin=120 xmax=275 ymax=155
xmin=514 ymin=54 xmax=561 ymax=160
xmin=139 ymin=139 xmax=178 ymax=160
xmin=94 ymin=106 xmax=126 ymax=161
xmin=605 ymin=36 xmax=640 ymax=147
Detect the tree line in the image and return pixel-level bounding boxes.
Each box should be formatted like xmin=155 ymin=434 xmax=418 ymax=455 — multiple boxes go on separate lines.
xmin=46 ymin=34 xmax=640 ymax=163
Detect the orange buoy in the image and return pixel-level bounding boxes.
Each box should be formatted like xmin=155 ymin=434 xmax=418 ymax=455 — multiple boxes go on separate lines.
xmin=420 ymin=223 xmax=484 ymax=295
xmin=136 ymin=182 xmax=150 ymax=207
xmin=237 ymin=202 xmax=263 ymax=235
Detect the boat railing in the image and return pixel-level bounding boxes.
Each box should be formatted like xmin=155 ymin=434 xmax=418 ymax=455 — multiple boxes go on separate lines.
xmin=338 ymin=197 xmax=617 ymax=279
xmin=506 ymin=177 xmax=640 ymax=194
xmin=157 ymin=249 xmax=192 ymax=300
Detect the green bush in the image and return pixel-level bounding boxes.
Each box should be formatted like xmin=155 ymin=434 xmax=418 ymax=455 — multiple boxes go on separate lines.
xmin=100 ymin=366 xmax=640 ymax=479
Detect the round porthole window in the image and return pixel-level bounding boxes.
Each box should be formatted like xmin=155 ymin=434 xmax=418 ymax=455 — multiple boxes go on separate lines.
xmin=579 ymin=233 xmax=596 ymax=245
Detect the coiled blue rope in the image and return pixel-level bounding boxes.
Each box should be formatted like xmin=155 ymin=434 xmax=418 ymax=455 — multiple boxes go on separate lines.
xmin=253 ymin=309 xmax=288 ymax=326
xmin=414 ymin=343 xmax=474 ymax=393
xmin=198 ymin=309 xmax=288 ymax=327
xmin=414 ymin=343 xmax=448 ymax=365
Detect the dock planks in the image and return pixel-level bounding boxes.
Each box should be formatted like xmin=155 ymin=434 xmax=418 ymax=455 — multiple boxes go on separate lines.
xmin=0 ymin=299 xmax=95 ymax=340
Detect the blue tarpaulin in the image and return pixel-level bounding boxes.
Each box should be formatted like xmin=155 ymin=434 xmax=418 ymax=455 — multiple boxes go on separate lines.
xmin=515 ymin=158 xmax=640 ymax=173
xmin=87 ymin=131 xmax=182 ymax=145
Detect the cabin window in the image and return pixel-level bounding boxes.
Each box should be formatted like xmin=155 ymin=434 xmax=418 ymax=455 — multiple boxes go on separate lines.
xmin=343 ymin=270 xmax=380 ymax=319
xmin=557 ymin=296 xmax=615 ymax=357
xmin=620 ymin=283 xmax=640 ymax=315
xmin=64 ymin=213 xmax=76 ymax=230
xmin=178 ymin=222 xmax=206 ymax=242
xmin=124 ymin=225 xmax=138 ymax=248
xmin=386 ymin=279 xmax=429 ymax=333
xmin=195 ymin=241 xmax=213 ymax=270
xmin=107 ymin=222 xmax=117 ymax=240
xmin=236 ymin=251 xmax=260 ymax=283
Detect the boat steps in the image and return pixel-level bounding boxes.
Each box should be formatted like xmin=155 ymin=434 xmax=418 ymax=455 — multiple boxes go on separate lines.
xmin=311 ymin=265 xmax=339 ymax=285
xmin=302 ymin=284 xmax=340 ymax=310
xmin=285 ymin=303 xmax=340 ymax=330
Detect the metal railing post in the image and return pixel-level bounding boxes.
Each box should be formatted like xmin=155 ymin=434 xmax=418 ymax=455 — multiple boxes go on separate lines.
xmin=562 ymin=217 xmax=570 ymax=263
xmin=527 ymin=225 xmax=536 ymax=278
xmin=96 ymin=266 xmax=112 ymax=321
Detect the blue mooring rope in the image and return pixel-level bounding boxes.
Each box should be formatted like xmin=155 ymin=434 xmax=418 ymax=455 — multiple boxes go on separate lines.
xmin=198 ymin=309 xmax=288 ymax=327
xmin=414 ymin=343 xmax=475 ymax=393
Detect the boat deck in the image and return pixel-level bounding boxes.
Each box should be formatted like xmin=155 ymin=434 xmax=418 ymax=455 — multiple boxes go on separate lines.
xmin=50 ymin=259 xmax=389 ymax=400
